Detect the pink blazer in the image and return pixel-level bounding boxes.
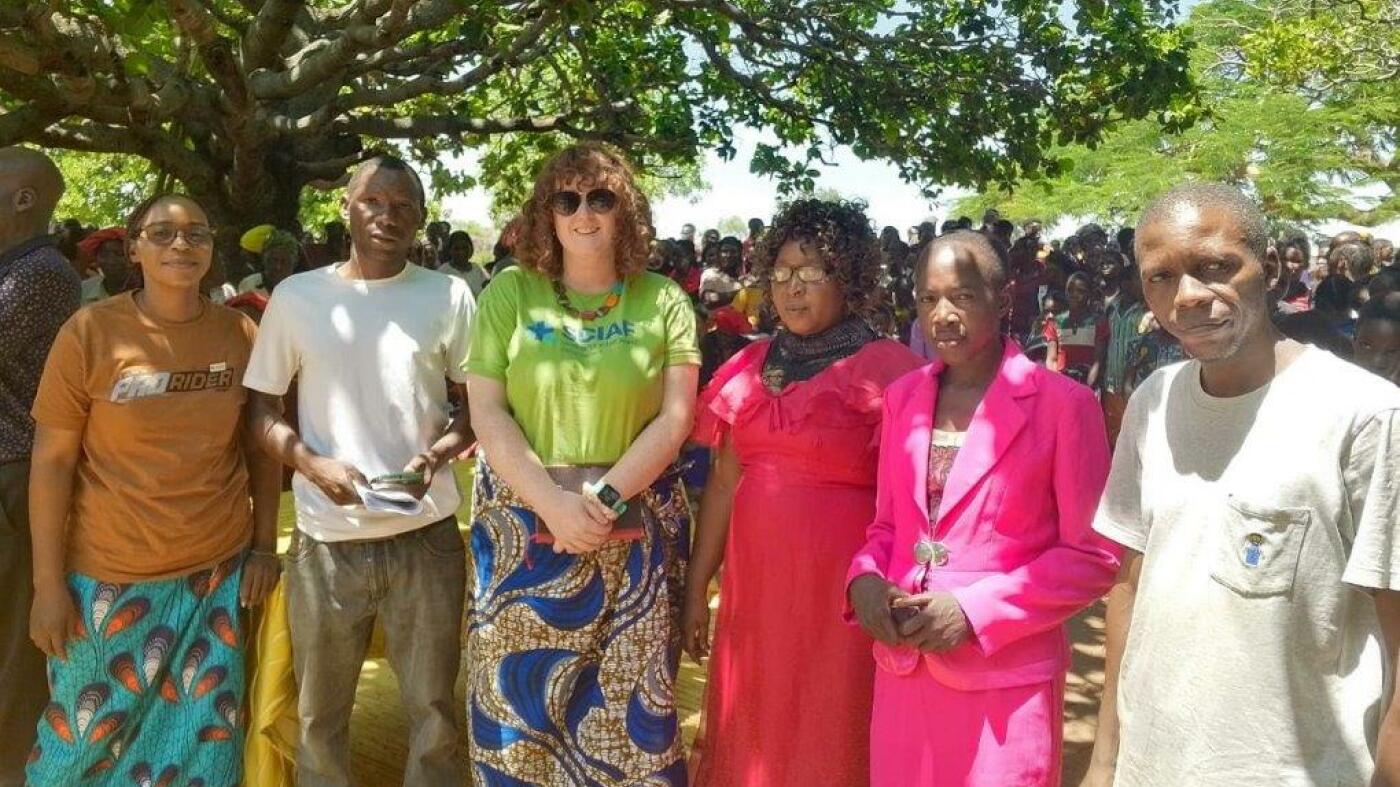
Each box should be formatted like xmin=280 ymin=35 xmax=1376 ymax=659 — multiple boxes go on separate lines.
xmin=846 ymin=341 xmax=1122 ymax=690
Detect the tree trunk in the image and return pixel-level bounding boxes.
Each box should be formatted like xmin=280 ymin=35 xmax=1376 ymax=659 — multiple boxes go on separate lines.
xmin=187 ymin=163 xmax=306 ymax=288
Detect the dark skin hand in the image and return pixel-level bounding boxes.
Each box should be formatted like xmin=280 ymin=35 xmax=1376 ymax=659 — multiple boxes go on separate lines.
xmin=892 ymin=591 xmax=972 ymax=651
xmin=849 ymin=574 xmax=907 ymax=646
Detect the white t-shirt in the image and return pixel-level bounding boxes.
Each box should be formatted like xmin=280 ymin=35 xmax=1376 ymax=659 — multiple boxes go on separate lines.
xmin=244 ymin=263 xmax=476 ymax=541
xmin=1095 ymin=347 xmax=1400 ymax=786
xmin=436 ymin=262 xmax=487 ymax=297
xmin=698 ymin=267 xmax=740 ymax=297
xmin=207 ymin=282 xmax=237 ymax=305
xmin=237 ymin=272 xmax=265 ymax=295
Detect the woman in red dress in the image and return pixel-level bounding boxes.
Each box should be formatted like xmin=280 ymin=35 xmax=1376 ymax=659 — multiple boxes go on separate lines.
xmin=682 ymin=199 xmax=924 ymax=786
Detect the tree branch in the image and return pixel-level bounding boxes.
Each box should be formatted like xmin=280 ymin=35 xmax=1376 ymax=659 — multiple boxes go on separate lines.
xmin=243 ymin=0 xmax=305 ymax=70
xmin=248 ymin=0 xmax=463 ymax=100
xmin=296 ymin=147 xmax=382 ymax=180
xmin=33 ymin=123 xmax=143 ymax=155
xmin=0 ymin=33 xmax=41 ymax=74
xmin=340 ymin=8 xmax=560 ymax=110
xmin=248 ymin=21 xmax=378 ymax=99
xmin=693 ymin=35 xmax=813 ymax=121
xmin=336 ymin=100 xmax=636 ymax=138
xmin=0 ymin=105 xmax=50 ymax=147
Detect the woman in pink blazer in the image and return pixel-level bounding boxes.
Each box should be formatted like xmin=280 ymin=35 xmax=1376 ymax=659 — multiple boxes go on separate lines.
xmin=847 ymin=231 xmax=1122 ymax=786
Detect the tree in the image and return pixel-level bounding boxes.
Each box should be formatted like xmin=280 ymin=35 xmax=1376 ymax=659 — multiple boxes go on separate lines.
xmin=1240 ymin=0 xmax=1400 ymax=222
xmin=955 ymin=0 xmax=1399 ymax=226
xmin=458 ymin=218 xmax=496 ymax=263
xmin=1 ymin=0 xmax=1194 ymax=240
xmin=50 ymin=149 xmax=159 ymax=227
xmin=714 ymin=215 xmax=745 ymax=237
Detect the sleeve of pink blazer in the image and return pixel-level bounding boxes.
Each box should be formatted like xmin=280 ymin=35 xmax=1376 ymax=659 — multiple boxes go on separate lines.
xmin=948 ymin=383 xmax=1123 ymax=656
xmin=843 ymin=383 xmax=903 ymax=615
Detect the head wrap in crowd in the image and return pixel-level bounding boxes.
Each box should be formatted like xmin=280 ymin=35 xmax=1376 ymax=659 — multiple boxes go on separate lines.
xmin=76 ymin=227 xmax=126 ymax=266
xmin=240 ymin=224 xmax=298 ymax=257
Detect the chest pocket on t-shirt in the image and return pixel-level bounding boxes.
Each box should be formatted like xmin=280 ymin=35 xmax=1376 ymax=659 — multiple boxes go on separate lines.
xmin=1210 ymin=495 xmax=1312 ymax=597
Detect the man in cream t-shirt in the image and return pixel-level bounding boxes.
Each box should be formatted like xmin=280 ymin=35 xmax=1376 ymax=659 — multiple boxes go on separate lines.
xmin=1082 ymin=183 xmax=1400 ymax=787
xmin=244 ymin=156 xmax=474 ymax=786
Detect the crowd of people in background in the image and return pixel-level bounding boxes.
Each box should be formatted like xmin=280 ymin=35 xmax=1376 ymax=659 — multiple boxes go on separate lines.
xmin=1 ymin=139 xmax=1398 ymax=787
xmin=47 ymin=196 xmax=1400 ymax=412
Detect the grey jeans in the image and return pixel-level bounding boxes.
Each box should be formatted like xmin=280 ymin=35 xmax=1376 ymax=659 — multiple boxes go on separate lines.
xmin=285 ymin=517 xmax=466 ymax=787
xmin=0 ymin=460 xmax=45 ymax=787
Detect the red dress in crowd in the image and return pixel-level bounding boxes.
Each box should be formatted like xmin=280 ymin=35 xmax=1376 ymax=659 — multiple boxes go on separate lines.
xmin=691 ymin=338 xmax=924 ymax=787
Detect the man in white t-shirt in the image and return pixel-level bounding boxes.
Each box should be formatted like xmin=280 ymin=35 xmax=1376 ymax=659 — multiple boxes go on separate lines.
xmin=244 ymin=156 xmax=475 ymax=786
xmin=1082 ymin=183 xmax=1400 ymax=787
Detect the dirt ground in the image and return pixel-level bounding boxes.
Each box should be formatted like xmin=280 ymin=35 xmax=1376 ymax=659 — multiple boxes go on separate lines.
xmin=342 ymin=602 xmax=1108 ymax=785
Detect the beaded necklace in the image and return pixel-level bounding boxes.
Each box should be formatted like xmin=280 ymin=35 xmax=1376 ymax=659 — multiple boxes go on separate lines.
xmin=552 ymin=279 xmax=624 ymax=321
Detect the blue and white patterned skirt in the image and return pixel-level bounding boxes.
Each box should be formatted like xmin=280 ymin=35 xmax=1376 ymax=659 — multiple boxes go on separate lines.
xmin=466 ymin=457 xmax=690 ymax=787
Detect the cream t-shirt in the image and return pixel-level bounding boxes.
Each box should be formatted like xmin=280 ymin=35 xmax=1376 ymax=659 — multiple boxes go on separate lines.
xmin=244 ymin=263 xmax=475 ymax=541
xmin=1095 ymin=347 xmax=1400 ymax=786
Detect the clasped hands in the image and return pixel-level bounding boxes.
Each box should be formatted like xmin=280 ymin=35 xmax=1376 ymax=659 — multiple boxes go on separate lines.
xmin=849 ymin=574 xmax=971 ymax=652
xmin=537 ymin=486 xmax=619 ymax=555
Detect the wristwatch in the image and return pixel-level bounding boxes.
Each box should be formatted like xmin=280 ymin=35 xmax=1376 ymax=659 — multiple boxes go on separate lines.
xmin=585 ymin=481 xmax=628 ymax=515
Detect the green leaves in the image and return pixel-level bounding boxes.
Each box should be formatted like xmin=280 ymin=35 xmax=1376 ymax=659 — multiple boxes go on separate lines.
xmin=23 ymin=0 xmax=1194 ymax=229
xmin=955 ymin=0 xmax=1398 ymax=226
xmin=52 ymin=150 xmax=159 ymax=227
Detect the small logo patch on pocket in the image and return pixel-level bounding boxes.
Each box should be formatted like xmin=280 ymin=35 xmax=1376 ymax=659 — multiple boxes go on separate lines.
xmin=1243 ymin=532 xmax=1264 ymax=568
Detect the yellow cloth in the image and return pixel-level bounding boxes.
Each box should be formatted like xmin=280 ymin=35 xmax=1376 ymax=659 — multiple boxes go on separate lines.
xmin=732 ymin=286 xmax=763 ymax=327
xmin=243 ymin=579 xmax=298 ymax=787
xmin=240 ymin=578 xmax=390 ymax=786
xmin=240 ymin=224 xmax=277 ymax=254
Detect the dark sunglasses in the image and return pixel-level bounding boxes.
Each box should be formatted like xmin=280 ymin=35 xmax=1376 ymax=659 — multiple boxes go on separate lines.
xmin=549 ymin=188 xmax=618 ymax=216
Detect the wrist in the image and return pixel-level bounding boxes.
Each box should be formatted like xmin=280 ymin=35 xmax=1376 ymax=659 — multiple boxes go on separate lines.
xmin=1087 ymin=737 xmax=1119 ymax=766
xmin=684 ymin=578 xmax=712 ymax=602
xmin=294 ymin=450 xmax=326 ymax=478
xmin=535 ymin=486 xmax=569 ymax=516
xmin=850 ymin=572 xmax=885 ymax=593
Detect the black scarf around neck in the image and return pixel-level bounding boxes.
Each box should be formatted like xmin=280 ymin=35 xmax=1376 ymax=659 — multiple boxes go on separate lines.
xmin=761 ymin=317 xmax=878 ymax=392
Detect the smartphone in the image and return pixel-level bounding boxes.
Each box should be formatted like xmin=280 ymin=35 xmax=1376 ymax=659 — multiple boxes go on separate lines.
xmin=371 ymin=471 xmax=425 ymax=489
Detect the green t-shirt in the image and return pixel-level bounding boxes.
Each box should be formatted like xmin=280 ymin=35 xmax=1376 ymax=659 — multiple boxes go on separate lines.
xmin=464 ymin=267 xmax=700 ymax=465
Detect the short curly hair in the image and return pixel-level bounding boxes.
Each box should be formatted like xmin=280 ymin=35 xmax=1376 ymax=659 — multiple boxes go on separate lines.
xmin=514 ymin=143 xmax=654 ymax=280
xmin=750 ymin=198 xmax=891 ymax=331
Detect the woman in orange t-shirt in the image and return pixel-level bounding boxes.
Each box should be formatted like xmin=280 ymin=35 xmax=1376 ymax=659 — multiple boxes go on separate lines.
xmin=24 ymin=194 xmax=281 ymax=786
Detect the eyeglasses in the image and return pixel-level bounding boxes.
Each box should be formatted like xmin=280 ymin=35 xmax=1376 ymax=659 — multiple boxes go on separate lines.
xmin=769 ymin=265 xmax=831 ymax=285
xmin=137 ymin=223 xmax=214 ymax=248
xmin=549 ymin=188 xmax=618 ymax=216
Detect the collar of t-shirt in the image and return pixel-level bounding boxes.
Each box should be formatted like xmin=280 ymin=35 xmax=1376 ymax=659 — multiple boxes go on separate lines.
xmin=0 ymin=234 xmax=57 ymax=273
xmin=1186 ymin=346 xmax=1316 ymax=413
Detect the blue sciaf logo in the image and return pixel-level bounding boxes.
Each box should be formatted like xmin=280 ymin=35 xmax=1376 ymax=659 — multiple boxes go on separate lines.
xmin=526 ymin=320 xmax=635 ymax=345
xmin=526 ymin=321 xmax=555 ymax=342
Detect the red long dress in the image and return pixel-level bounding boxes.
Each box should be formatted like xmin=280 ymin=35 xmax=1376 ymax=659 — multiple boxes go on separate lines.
xmin=691 ymin=338 xmax=924 ymax=787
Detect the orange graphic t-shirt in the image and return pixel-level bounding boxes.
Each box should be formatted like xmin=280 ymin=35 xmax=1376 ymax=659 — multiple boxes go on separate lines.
xmin=32 ymin=292 xmax=257 ymax=582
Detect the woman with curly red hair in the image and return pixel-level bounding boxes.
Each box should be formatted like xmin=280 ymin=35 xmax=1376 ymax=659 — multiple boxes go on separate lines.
xmin=681 ymin=199 xmax=924 ymax=786
xmin=463 ymin=143 xmax=700 ymax=785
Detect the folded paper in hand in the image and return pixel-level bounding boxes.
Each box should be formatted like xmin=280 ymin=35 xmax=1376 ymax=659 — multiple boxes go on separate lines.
xmin=352 ymin=481 xmax=424 ymax=516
